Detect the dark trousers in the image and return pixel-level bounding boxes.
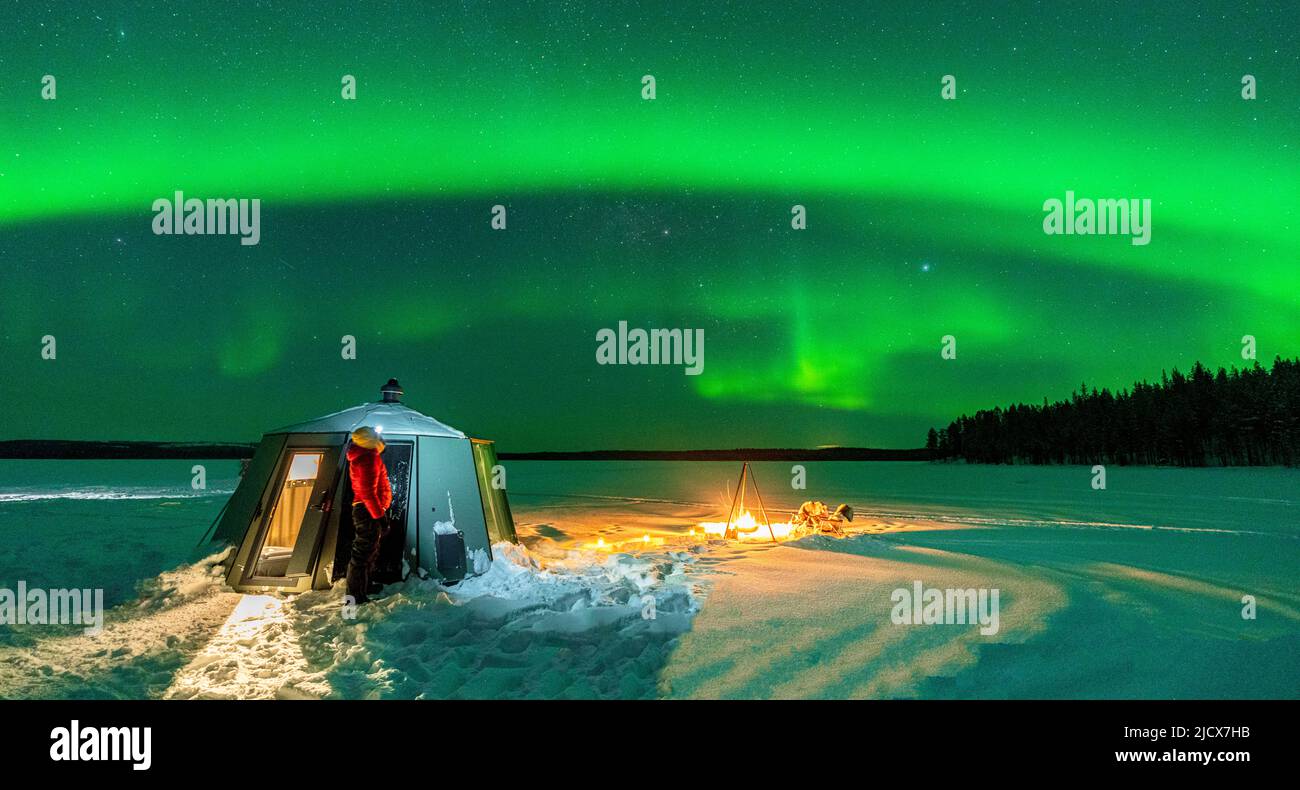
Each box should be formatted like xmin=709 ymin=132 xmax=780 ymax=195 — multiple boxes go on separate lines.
xmin=346 ymin=504 xmax=384 ymax=602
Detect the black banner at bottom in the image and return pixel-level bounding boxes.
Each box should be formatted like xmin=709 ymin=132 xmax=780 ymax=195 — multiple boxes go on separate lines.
xmin=0 ymin=699 xmax=1288 ymax=776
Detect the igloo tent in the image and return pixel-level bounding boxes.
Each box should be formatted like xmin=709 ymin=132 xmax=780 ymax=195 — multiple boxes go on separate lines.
xmin=211 ymin=379 xmax=516 ymax=594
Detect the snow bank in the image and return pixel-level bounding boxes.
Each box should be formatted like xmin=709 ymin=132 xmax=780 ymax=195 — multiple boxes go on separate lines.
xmin=0 ymin=551 xmax=241 ymax=699
xmin=448 ymin=541 xmax=699 ymax=613
xmin=165 ymin=541 xmax=704 ymax=700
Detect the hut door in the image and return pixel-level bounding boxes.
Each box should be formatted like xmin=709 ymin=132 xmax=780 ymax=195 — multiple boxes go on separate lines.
xmin=245 ymin=440 xmax=341 ymax=581
xmin=283 ymin=445 xmax=342 ymax=577
xmin=373 ymin=441 xmax=413 ymax=583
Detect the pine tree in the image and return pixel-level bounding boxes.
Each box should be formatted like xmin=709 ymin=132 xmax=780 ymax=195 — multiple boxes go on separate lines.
xmin=926 ymin=358 xmax=1299 ymax=467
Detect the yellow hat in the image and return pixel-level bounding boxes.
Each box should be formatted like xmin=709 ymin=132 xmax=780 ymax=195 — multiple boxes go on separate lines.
xmin=350 ymin=426 xmax=385 ymax=451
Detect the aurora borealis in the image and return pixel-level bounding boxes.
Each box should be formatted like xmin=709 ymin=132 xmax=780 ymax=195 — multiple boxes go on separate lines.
xmin=1 ymin=3 xmax=1296 ymax=449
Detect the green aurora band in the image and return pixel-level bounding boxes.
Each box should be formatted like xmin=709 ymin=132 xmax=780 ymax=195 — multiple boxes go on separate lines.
xmin=0 ymin=3 xmax=1296 ymax=449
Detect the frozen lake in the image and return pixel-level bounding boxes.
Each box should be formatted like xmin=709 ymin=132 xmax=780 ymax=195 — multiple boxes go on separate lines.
xmin=0 ymin=460 xmax=1297 ymax=699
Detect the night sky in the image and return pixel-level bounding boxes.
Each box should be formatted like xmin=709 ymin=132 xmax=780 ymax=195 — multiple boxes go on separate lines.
xmin=1 ymin=3 xmax=1296 ymax=449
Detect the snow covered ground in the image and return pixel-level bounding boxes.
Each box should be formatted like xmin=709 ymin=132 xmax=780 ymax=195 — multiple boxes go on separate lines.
xmin=0 ymin=460 xmax=1297 ymax=699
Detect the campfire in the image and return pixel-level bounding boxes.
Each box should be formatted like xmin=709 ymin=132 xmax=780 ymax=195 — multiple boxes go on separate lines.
xmin=696 ymin=463 xmax=854 ymax=543
xmin=699 ymin=510 xmax=796 ymax=541
xmin=695 ymin=463 xmax=793 ymax=542
xmin=580 ymin=464 xmax=855 ymax=552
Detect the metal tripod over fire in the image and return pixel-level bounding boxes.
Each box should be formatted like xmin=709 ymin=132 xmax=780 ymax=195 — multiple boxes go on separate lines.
xmin=723 ymin=462 xmax=778 ymax=542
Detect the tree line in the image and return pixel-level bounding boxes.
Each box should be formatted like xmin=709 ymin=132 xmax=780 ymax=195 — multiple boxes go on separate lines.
xmin=927 ymin=357 xmax=1300 ymax=466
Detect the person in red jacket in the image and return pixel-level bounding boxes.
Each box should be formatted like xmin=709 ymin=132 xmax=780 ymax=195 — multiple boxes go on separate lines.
xmin=346 ymin=426 xmax=392 ymax=604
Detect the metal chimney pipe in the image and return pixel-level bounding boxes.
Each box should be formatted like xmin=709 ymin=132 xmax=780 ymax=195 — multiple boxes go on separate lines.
xmin=380 ymin=378 xmax=404 ymax=403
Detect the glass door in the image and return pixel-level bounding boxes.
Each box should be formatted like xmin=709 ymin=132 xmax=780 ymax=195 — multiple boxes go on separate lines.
xmin=248 ymin=444 xmax=340 ymax=580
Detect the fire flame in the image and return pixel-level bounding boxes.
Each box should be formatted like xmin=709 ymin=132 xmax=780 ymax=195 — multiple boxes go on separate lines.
xmin=698 ymin=510 xmax=796 ymax=541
